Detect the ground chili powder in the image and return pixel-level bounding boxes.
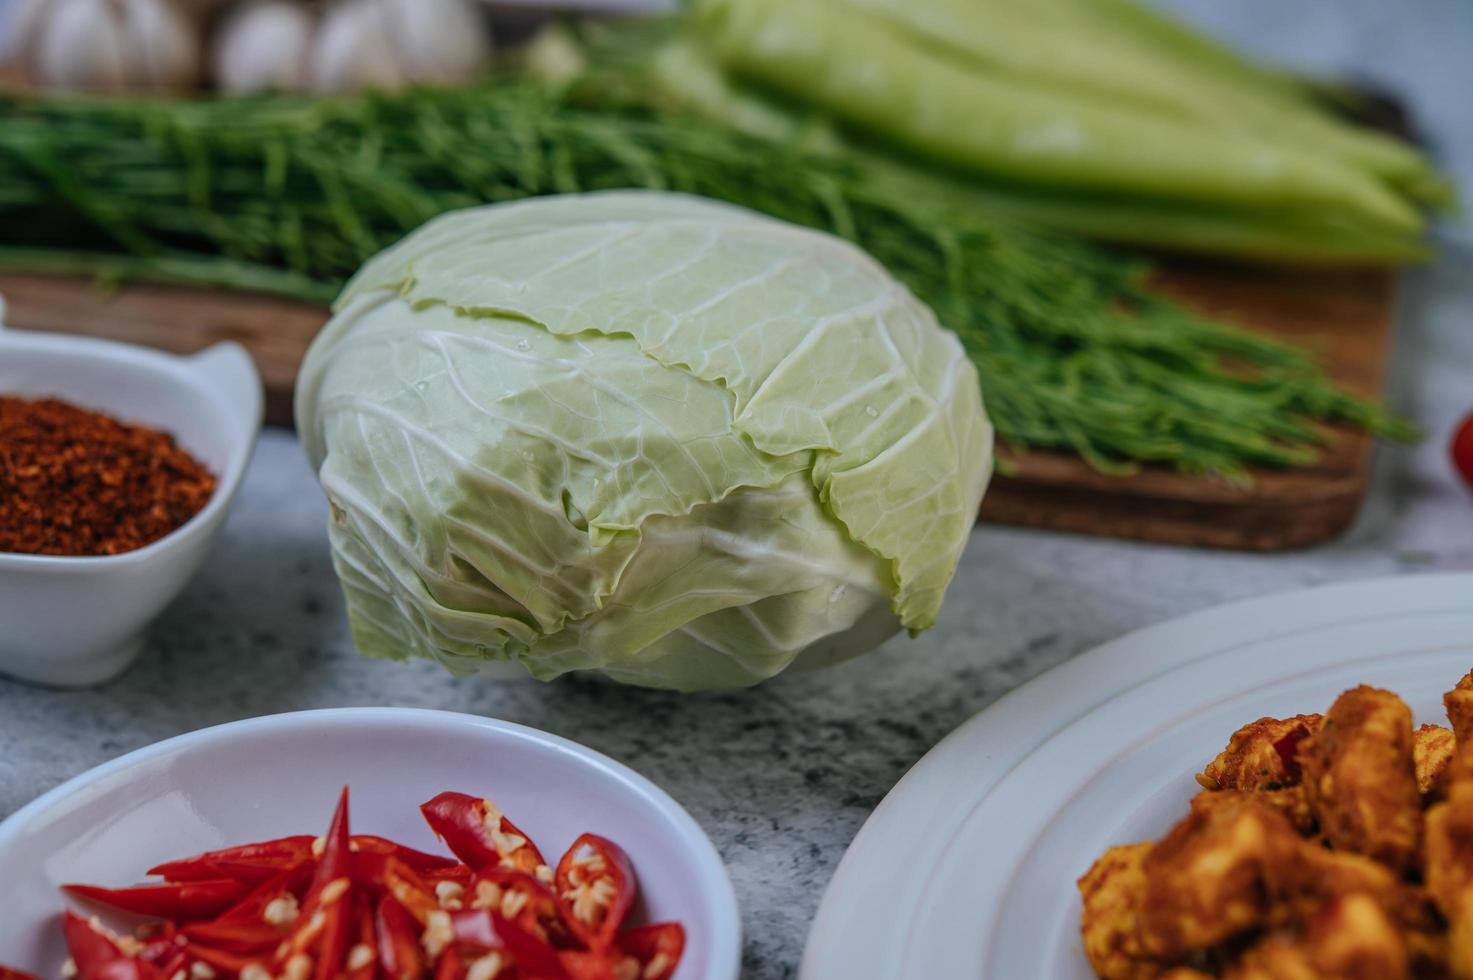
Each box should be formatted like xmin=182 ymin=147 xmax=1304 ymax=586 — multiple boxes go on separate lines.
xmin=0 ymin=396 xmax=216 ymax=556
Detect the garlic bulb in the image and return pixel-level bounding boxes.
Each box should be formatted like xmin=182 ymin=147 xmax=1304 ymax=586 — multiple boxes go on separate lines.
xmin=310 ymin=0 xmax=491 ymax=93
xmin=9 ymin=0 xmax=202 ymax=93
xmin=384 ymin=0 xmax=490 ymax=85
xmin=310 ymin=0 xmax=407 ymax=93
xmin=212 ymin=1 xmax=313 ymax=94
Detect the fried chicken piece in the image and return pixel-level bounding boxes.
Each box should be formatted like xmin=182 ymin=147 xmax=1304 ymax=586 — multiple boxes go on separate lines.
xmin=1080 ymin=843 xmax=1165 ymax=980
xmin=1418 ymin=724 xmax=1458 ymax=799
xmin=1178 ymin=791 xmax=1436 ymax=918
xmin=1283 ymin=844 xmax=1440 ymax=933
xmin=1425 ymin=741 xmax=1473 ymax=979
xmin=1441 ymin=677 xmax=1473 ymax=799
xmin=1191 ymin=786 xmax=1315 ymax=836
xmin=1428 ymin=742 xmax=1473 ymax=909
xmin=1425 ymin=798 xmax=1473 ymax=921
xmin=1198 ymin=715 xmax=1323 ymax=793
xmin=1445 ymin=670 xmax=1473 ymax=742
xmin=1224 ymin=936 xmax=1319 ymax=980
xmin=1303 ymin=894 xmax=1411 ymax=980
xmin=1080 ymin=673 xmax=1473 ymax=980
xmin=1445 ymin=744 xmax=1473 ymax=799
xmin=1299 ymin=685 xmax=1421 ymax=873
xmin=1403 ymin=929 xmax=1455 ymax=980
xmin=1225 ymin=894 xmax=1409 ymax=980
xmin=1407 ymin=701 xmax=1473 ymax=979
xmin=1138 ymin=797 xmax=1300 ymax=958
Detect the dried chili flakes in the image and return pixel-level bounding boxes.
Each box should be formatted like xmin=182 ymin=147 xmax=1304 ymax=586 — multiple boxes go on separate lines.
xmin=0 ymin=395 xmax=215 ymax=556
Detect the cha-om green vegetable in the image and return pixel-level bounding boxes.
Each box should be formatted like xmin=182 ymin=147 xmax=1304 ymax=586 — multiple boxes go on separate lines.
xmin=0 ymin=82 xmax=1412 ymax=476
xmin=296 ymin=192 xmax=992 ymax=689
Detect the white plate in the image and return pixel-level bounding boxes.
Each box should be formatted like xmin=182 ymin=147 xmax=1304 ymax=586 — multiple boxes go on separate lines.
xmin=801 ymin=572 xmax=1473 ymax=980
xmin=0 ymin=708 xmax=740 ymax=980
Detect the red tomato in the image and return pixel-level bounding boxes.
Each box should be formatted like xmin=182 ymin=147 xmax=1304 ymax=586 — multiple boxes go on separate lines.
xmin=1454 ymin=412 xmax=1473 ymax=489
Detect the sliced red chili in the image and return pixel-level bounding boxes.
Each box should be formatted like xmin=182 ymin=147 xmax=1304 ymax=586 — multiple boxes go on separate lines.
xmin=555 ymin=951 xmax=613 ymax=980
xmin=184 ymin=943 xmax=269 ymax=976
xmin=133 ymin=922 xmax=174 ymax=942
xmin=466 ymin=869 xmax=563 ymax=945
xmin=135 ymin=932 xmax=185 ymax=969
xmin=351 ymin=849 xmax=464 ymax=894
xmin=257 ymin=789 xmax=355 ymax=977
xmin=148 ymin=836 xmax=315 ymax=883
xmin=274 ymin=881 xmax=354 ymax=972
xmin=350 ymin=851 xmax=393 ymax=892
xmin=447 ymin=909 xmax=501 ymax=951
xmin=617 ymin=923 xmax=685 ymax=980
xmin=352 ymin=836 xmax=459 ymax=872
xmin=1272 ymin=724 xmax=1313 ymax=780
xmin=182 ymin=920 xmax=282 ymax=955
xmin=61 ymin=915 xmax=167 ymax=980
xmin=375 ymin=896 xmax=426 ymax=980
xmin=424 ymin=864 xmax=474 ymax=887
xmin=487 ymin=912 xmax=568 ymax=980
xmin=89 ymin=961 xmax=164 ymax=980
xmin=139 ymin=944 xmax=188 ymax=980
xmin=64 ymin=880 xmax=249 ymax=921
xmin=419 ymin=793 xmax=547 ymax=877
xmin=344 ymin=902 xmax=378 ymax=980
xmin=312 ymin=902 xmax=353 ymax=980
xmin=213 ymin=868 xmax=305 ymax=927
xmin=63 ymin=912 xmax=128 ymax=979
xmin=553 ymin=835 xmax=635 ymax=950
xmin=439 ymin=946 xmax=471 ymax=980
xmin=0 ymin=967 xmax=43 ymax=980
xmin=382 ymin=857 xmax=441 ymax=924
xmin=303 ymin=787 xmax=353 ymax=909
xmin=45 ymin=786 xmax=683 ymax=980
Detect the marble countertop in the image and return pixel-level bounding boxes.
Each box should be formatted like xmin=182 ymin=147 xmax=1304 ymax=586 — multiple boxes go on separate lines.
xmin=3 ymin=3 xmax=1471 ymax=976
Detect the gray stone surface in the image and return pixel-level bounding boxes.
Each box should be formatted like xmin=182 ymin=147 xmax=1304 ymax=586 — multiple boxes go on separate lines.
xmin=2 ymin=3 xmax=1471 ymax=976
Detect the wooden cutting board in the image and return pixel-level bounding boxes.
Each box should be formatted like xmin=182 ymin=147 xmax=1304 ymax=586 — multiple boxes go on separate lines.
xmin=0 ymin=260 xmax=1397 ymax=551
xmin=987 ymin=261 xmax=1399 ymax=551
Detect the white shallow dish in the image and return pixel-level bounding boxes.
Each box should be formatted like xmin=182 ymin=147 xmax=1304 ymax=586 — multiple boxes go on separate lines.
xmin=0 ymin=708 xmax=740 ymax=980
xmin=802 ymin=572 xmax=1473 ymax=980
xmin=0 ymin=303 xmax=262 ymax=687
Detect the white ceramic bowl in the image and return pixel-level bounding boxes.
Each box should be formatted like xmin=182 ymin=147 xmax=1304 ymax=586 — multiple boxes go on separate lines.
xmin=0 ymin=707 xmax=741 ymax=980
xmin=0 ymin=303 xmax=262 ymax=687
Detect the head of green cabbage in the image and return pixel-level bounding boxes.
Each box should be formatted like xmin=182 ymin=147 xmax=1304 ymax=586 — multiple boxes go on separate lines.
xmin=296 ymin=191 xmax=992 ymax=690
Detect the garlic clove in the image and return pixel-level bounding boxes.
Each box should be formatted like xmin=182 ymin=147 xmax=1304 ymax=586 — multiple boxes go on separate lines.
xmin=213 ymin=1 xmax=313 ymax=94
xmin=310 ymin=0 xmax=408 ymax=93
xmin=4 ymin=0 xmax=51 ymax=63
xmin=28 ymin=0 xmax=130 ymax=93
xmin=386 ymin=0 xmax=491 ymax=86
xmin=119 ymin=0 xmax=202 ymax=92
xmin=15 ymin=0 xmax=202 ymax=93
xmin=178 ymin=0 xmax=234 ymax=14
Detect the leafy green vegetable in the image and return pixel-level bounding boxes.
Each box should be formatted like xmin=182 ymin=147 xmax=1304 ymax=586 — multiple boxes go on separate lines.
xmin=696 ymin=0 xmax=1413 ymax=223
xmin=685 ymin=0 xmax=1447 ymax=258
xmin=0 ymin=81 xmax=1413 ymax=477
xmin=829 ymin=0 xmax=1440 ymax=195
xmin=631 ymin=30 xmax=1433 ymax=264
xmin=296 ymin=192 xmax=992 ymax=688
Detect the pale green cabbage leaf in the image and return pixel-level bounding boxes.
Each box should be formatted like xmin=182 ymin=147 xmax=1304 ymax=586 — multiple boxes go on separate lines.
xmin=296 ymin=191 xmax=991 ymax=689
